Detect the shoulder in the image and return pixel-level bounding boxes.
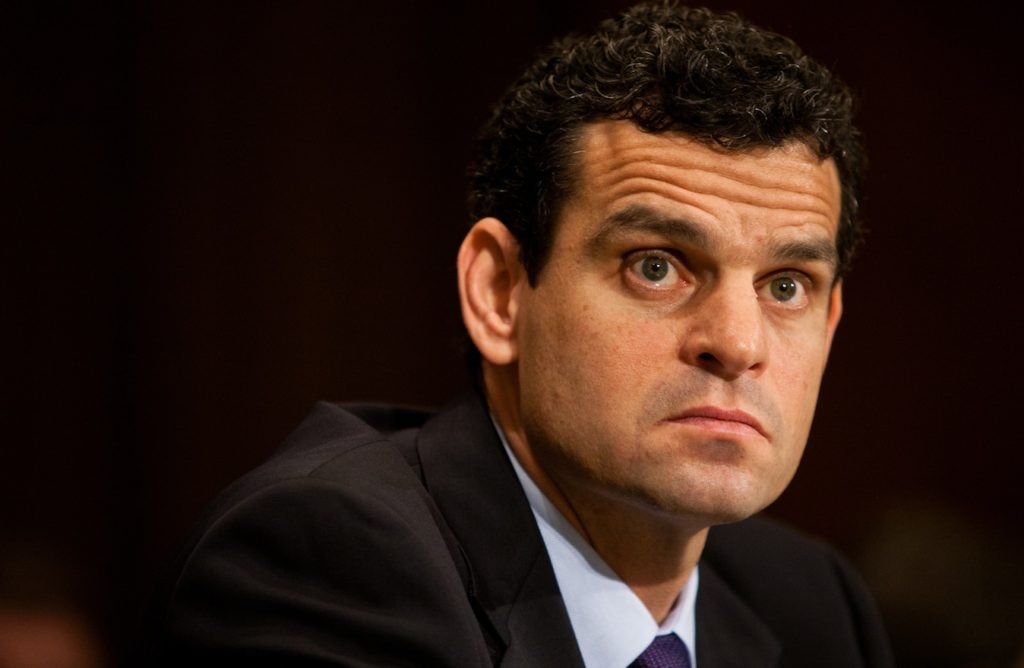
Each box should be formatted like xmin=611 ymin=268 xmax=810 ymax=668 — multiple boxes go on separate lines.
xmin=143 ymin=402 xmax=490 ymax=666
xmin=180 ymin=401 xmax=435 ymax=538
xmin=701 ymin=516 xmax=894 ymax=667
xmin=704 ymin=515 xmax=849 ymax=583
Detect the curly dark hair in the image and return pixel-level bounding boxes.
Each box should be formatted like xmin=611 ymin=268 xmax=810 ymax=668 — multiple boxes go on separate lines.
xmin=469 ymin=2 xmax=865 ymax=283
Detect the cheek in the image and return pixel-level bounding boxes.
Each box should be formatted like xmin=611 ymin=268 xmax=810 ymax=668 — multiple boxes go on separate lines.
xmin=566 ymin=314 xmax=674 ymax=403
xmin=521 ymin=300 xmax=670 ymax=428
xmin=769 ymin=337 xmax=830 ymax=436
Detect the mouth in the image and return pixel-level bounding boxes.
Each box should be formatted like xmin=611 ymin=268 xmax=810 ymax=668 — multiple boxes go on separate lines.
xmin=665 ymin=406 xmax=768 ymax=439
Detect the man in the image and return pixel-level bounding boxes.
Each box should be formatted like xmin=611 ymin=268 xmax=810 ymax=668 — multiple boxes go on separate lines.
xmin=144 ymin=3 xmax=893 ymax=666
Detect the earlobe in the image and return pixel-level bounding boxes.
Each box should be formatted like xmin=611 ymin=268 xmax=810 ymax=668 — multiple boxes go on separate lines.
xmin=457 ymin=218 xmax=525 ymax=365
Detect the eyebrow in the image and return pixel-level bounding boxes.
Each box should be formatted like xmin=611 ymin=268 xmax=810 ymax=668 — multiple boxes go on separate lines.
xmin=766 ymin=238 xmax=839 ymax=273
xmin=586 ymin=205 xmax=711 ymax=255
xmin=586 ymin=203 xmax=839 ymax=274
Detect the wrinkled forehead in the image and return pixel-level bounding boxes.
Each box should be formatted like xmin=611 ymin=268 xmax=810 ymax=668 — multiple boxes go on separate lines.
xmin=544 ymin=120 xmax=844 ymax=281
xmin=560 ymin=120 xmax=842 ymax=227
xmin=552 ymin=121 xmax=839 ymax=230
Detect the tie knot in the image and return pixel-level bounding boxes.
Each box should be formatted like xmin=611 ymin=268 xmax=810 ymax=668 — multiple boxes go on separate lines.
xmin=629 ymin=633 xmax=692 ymax=668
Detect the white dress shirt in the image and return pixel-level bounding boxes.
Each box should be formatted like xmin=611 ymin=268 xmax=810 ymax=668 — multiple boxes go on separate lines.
xmin=496 ymin=426 xmax=698 ymax=668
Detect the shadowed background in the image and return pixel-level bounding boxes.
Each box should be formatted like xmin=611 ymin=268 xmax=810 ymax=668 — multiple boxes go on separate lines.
xmin=5 ymin=2 xmax=1022 ymax=666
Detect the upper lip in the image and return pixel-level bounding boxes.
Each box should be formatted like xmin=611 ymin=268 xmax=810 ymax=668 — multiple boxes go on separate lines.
xmin=668 ymin=406 xmax=768 ymax=438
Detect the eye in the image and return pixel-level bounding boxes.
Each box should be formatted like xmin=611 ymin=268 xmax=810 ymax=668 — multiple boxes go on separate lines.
xmin=639 ymin=256 xmax=670 ymax=282
xmin=762 ymin=273 xmax=809 ymax=308
xmin=770 ymin=276 xmax=800 ymax=302
xmin=627 ymin=252 xmax=680 ymax=287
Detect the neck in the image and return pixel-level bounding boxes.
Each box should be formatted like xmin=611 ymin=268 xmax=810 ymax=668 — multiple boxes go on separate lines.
xmin=484 ymin=365 xmax=708 ymax=623
xmin=570 ymin=488 xmax=707 ymax=622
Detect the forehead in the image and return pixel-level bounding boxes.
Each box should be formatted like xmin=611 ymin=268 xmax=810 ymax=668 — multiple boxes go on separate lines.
xmin=561 ymin=120 xmax=842 ymax=249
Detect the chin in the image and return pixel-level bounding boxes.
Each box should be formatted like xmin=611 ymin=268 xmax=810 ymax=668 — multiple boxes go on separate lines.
xmin=632 ymin=496 xmax=761 ymax=529
xmin=633 ymin=471 xmax=781 ymax=527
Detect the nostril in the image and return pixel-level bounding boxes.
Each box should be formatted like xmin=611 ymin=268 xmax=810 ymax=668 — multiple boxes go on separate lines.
xmin=697 ymin=352 xmax=717 ymax=363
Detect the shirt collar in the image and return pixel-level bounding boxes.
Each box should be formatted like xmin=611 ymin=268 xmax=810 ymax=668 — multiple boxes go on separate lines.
xmin=494 ymin=420 xmax=698 ymax=668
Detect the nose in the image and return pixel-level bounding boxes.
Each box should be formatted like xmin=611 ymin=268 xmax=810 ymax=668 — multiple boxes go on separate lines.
xmin=679 ymin=278 xmax=767 ymax=380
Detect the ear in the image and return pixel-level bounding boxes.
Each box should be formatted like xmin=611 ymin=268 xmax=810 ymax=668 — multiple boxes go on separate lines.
xmin=825 ymin=281 xmax=843 ymax=351
xmin=457 ymin=218 xmax=527 ymax=366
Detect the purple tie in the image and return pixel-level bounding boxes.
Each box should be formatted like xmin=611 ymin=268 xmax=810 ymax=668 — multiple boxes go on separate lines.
xmin=629 ymin=633 xmax=692 ymax=668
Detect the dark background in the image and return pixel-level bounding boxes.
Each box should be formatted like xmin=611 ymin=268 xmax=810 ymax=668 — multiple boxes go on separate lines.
xmin=5 ymin=1 xmax=1022 ymax=666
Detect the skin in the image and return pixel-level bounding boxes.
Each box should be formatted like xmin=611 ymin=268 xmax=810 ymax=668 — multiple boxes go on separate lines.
xmin=458 ymin=120 xmax=843 ymax=622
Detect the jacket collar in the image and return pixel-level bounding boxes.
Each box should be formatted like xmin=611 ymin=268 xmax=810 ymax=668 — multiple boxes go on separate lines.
xmin=415 ymin=392 xmax=585 ymax=667
xmin=413 ymin=391 xmax=781 ymax=667
xmin=695 ymin=560 xmax=781 ymax=667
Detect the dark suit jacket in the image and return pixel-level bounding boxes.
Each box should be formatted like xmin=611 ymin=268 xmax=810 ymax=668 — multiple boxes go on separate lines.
xmin=143 ymin=392 xmax=894 ymax=667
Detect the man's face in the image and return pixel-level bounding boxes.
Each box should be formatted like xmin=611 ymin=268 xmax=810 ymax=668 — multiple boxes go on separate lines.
xmin=512 ymin=120 xmax=843 ymax=525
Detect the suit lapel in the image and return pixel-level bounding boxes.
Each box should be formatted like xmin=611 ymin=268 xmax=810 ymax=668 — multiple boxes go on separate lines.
xmin=415 ymin=392 xmax=585 ymax=667
xmin=696 ymin=562 xmax=781 ymax=667
xmin=413 ymin=392 xmax=780 ymax=667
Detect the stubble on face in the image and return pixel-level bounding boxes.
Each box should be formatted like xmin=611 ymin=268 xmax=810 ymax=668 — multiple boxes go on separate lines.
xmin=518 ymin=342 xmax=793 ymax=527
xmin=505 ymin=120 xmax=841 ymax=531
